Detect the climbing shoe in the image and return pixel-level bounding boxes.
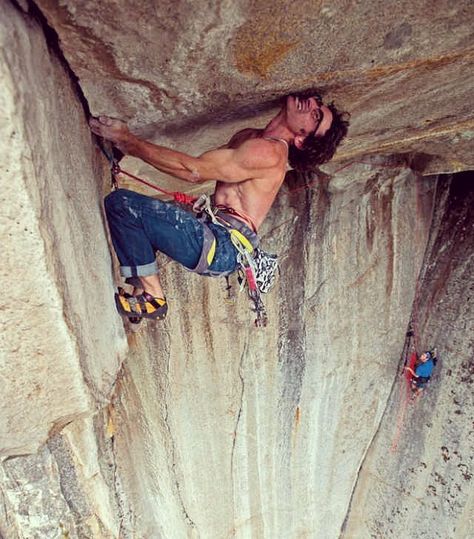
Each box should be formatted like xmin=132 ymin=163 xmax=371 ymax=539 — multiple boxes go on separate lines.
xmin=115 ymin=288 xmax=168 ymax=321
xmin=116 ymin=288 xmax=142 ymax=324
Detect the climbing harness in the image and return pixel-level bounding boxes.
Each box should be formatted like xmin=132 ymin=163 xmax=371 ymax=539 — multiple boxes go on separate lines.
xmin=192 ymin=194 xmax=279 ymax=327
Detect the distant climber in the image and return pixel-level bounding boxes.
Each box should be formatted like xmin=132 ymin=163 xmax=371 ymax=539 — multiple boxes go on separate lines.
xmin=405 ymin=350 xmax=437 ymax=397
xmin=89 ymin=92 xmax=349 ymax=322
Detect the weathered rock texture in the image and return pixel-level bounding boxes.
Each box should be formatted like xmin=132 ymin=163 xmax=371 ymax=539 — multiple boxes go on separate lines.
xmin=1 ymin=3 xmax=126 ymax=537
xmin=34 ymin=0 xmax=474 ymax=178
xmin=107 ymin=160 xmax=438 ymax=538
xmin=342 ymin=174 xmax=474 ymax=539
xmin=1 ymin=1 xmax=473 ymax=538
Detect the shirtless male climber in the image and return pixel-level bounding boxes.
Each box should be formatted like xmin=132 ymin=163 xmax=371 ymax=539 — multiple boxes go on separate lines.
xmin=89 ymin=92 xmax=349 ymax=322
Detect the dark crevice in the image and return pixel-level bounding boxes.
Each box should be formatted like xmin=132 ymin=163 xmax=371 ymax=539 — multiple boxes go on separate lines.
xmin=106 ymin=366 xmax=134 ymax=538
xmin=229 ymin=340 xmax=247 ymax=530
xmin=11 ymin=0 xmax=91 ymax=119
xmin=230 ymin=340 xmax=247 ymax=477
xmin=338 ymin=174 xmax=444 ymax=537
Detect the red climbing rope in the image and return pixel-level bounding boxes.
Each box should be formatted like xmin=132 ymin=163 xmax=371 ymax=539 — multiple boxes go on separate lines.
xmin=113 ymin=165 xmax=198 ymax=206
xmin=390 ymin=348 xmax=417 ymax=452
xmin=405 ymin=351 xmax=417 ymax=384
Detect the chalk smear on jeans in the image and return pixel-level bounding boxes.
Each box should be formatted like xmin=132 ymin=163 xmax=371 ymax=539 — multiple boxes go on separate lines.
xmin=123 ymin=198 xmax=139 ymax=219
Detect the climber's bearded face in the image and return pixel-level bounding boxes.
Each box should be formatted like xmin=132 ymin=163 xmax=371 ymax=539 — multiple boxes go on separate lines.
xmin=286 ymin=94 xmax=333 ymax=140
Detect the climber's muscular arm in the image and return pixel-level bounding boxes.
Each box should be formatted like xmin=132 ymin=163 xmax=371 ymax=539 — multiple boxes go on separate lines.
xmin=89 ymin=117 xmax=278 ymax=184
xmin=125 ymin=137 xmax=280 ymax=184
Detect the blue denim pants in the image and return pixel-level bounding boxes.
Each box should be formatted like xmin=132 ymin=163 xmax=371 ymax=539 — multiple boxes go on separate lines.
xmin=104 ymin=189 xmax=239 ymax=279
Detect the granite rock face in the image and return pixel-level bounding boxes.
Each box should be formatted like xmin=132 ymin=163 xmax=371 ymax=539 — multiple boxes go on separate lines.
xmin=342 ymin=174 xmax=474 ymax=539
xmin=34 ymin=0 xmax=474 ymax=178
xmin=1 ymin=1 xmax=473 ymax=538
xmin=1 ymin=3 xmax=125 ymax=536
xmin=107 ymin=161 xmax=437 ymax=537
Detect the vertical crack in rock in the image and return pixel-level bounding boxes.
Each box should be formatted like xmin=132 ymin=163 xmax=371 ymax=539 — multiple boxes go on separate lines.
xmin=230 ymin=338 xmax=248 ymax=511
xmin=13 ymin=0 xmax=91 ymax=118
xmin=163 ymin=413 xmax=197 ymax=530
xmin=161 ymin=347 xmax=197 ymax=531
xmin=231 ymin=342 xmax=247 ymax=468
xmin=337 ymin=375 xmax=399 ymax=538
xmin=382 ymin=178 xmax=395 ymax=298
xmin=411 ymin=178 xmax=447 ymax=338
xmin=0 ymin=483 xmax=12 ymax=538
xmin=276 ymin=178 xmax=313 ymax=513
xmin=47 ymin=434 xmax=93 ymax=537
xmin=106 ymin=364 xmax=134 ymax=538
xmin=108 ymin=433 xmax=129 ymax=538
xmin=339 ymin=174 xmax=441 ymax=537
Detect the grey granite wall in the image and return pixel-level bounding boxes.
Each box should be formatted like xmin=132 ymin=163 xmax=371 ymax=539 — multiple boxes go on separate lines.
xmin=1 ymin=1 xmax=472 ymax=537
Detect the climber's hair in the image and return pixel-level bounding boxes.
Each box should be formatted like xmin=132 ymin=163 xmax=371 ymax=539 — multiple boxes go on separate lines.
xmin=288 ymin=91 xmax=350 ymax=172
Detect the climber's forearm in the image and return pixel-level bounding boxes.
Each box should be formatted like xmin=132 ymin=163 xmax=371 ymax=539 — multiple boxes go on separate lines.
xmin=90 ymin=117 xmax=258 ymax=184
xmin=123 ymin=136 xmax=204 ymax=183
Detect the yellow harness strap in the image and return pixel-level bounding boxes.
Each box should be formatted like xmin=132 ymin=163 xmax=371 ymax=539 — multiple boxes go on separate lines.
xmin=204 ymin=229 xmax=252 ymax=269
xmin=191 ymin=195 xmax=257 ymax=273
xmin=230 ymin=229 xmax=254 ymax=254
xmin=206 ymin=238 xmax=217 ymax=266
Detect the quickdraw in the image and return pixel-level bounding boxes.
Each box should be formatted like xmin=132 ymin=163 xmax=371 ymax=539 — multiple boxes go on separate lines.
xmin=99 ymin=139 xmax=120 ymax=190
xmin=231 ymin=233 xmax=268 ymax=328
xmin=193 ymin=194 xmax=268 ymax=327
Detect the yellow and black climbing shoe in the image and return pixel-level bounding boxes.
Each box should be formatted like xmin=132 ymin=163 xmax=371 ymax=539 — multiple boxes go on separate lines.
xmin=114 ymin=289 xmax=168 ymax=321
xmin=116 ymin=288 xmax=142 ymax=324
xmin=136 ymin=292 xmax=168 ymax=320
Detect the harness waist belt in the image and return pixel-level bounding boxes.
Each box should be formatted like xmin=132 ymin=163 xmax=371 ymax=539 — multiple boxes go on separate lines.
xmin=214 ymin=211 xmax=260 ymax=249
xmin=192 ymin=224 xmax=218 ymax=274
xmin=191 ymin=210 xmax=259 ymax=275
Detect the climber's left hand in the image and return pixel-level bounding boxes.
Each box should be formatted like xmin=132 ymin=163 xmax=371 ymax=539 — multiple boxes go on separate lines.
xmin=89 ymin=116 xmax=132 ymax=153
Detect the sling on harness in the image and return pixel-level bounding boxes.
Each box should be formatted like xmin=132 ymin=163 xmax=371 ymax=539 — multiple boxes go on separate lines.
xmin=191 ymin=194 xmax=278 ymax=327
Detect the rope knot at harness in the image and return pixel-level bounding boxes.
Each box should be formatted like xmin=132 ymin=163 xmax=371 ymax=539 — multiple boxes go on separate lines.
xmin=173 ymin=191 xmax=197 ymax=205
